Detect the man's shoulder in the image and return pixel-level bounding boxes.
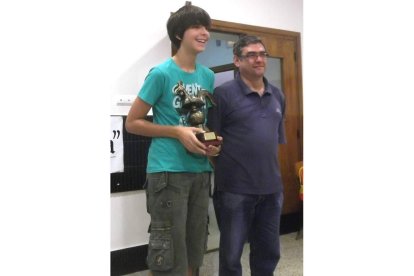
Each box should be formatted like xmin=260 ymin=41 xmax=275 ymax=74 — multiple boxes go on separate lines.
xmin=267 ymin=83 xmax=285 ymax=99
xmin=215 ymin=79 xmax=238 ymax=91
xmin=212 ymin=80 xmax=240 ymax=105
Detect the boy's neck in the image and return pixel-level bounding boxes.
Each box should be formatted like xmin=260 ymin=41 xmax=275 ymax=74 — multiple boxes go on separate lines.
xmin=173 ymin=50 xmax=197 ymax=73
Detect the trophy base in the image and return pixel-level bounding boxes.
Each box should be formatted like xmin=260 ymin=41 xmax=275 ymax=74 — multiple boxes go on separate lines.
xmin=196 ymin=131 xmax=222 ymax=146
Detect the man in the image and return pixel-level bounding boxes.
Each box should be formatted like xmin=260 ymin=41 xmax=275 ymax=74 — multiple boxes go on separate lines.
xmin=207 ymin=35 xmax=286 ymax=276
xmin=125 ymin=3 xmax=221 ymax=276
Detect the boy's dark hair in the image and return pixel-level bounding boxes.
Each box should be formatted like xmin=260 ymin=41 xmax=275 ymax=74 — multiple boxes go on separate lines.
xmin=233 ymin=35 xmax=266 ymax=57
xmin=167 ymin=4 xmax=211 ymax=49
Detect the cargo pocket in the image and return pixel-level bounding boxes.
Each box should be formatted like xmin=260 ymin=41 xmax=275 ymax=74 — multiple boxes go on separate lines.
xmin=146 ymin=173 xmax=167 ymax=214
xmin=147 ymin=221 xmax=174 ymax=271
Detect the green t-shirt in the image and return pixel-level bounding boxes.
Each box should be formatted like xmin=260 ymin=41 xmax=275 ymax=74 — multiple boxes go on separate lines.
xmin=138 ymin=58 xmax=215 ymax=173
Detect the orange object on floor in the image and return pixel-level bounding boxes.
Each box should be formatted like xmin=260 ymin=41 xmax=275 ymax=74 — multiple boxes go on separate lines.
xmin=295 ymin=161 xmax=303 ymax=200
xmin=295 ymin=161 xmax=303 ymax=239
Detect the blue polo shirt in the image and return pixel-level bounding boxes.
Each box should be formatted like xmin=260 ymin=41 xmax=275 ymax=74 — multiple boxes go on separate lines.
xmin=207 ymin=73 xmax=286 ymax=194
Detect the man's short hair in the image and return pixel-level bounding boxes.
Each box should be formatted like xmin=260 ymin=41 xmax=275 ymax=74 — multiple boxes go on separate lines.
xmin=233 ymin=35 xmax=266 ymax=57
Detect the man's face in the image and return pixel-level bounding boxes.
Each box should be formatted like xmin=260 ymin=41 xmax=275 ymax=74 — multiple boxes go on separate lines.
xmin=234 ymin=43 xmax=268 ymax=78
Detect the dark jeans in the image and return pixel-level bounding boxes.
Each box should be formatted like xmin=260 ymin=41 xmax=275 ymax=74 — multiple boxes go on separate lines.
xmin=213 ymin=191 xmax=284 ymax=276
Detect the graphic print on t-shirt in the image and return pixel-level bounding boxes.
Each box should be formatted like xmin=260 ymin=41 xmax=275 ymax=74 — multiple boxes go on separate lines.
xmin=172 ymin=80 xmax=208 ymax=127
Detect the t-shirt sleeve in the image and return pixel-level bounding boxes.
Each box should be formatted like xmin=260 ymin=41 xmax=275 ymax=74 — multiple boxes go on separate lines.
xmin=205 ymin=69 xmax=215 ymax=108
xmin=137 ymin=67 xmax=165 ymax=106
xmin=208 ymin=69 xmax=215 ymax=93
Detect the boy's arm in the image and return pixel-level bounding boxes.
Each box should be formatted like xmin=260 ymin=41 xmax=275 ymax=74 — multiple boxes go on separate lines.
xmin=125 ymin=97 xmax=208 ymax=155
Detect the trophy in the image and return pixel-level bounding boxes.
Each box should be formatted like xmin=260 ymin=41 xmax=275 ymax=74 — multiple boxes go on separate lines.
xmin=174 ymin=81 xmax=222 ymax=146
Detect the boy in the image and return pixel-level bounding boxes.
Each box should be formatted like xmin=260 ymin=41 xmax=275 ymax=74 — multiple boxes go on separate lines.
xmin=125 ymin=3 xmax=221 ymax=276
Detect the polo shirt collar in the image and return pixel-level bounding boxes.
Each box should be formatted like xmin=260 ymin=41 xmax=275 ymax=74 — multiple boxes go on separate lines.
xmin=235 ymin=72 xmax=271 ymax=96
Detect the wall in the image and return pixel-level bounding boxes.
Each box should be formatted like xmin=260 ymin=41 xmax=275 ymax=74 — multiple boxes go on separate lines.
xmin=110 ymin=0 xmax=303 ymax=251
